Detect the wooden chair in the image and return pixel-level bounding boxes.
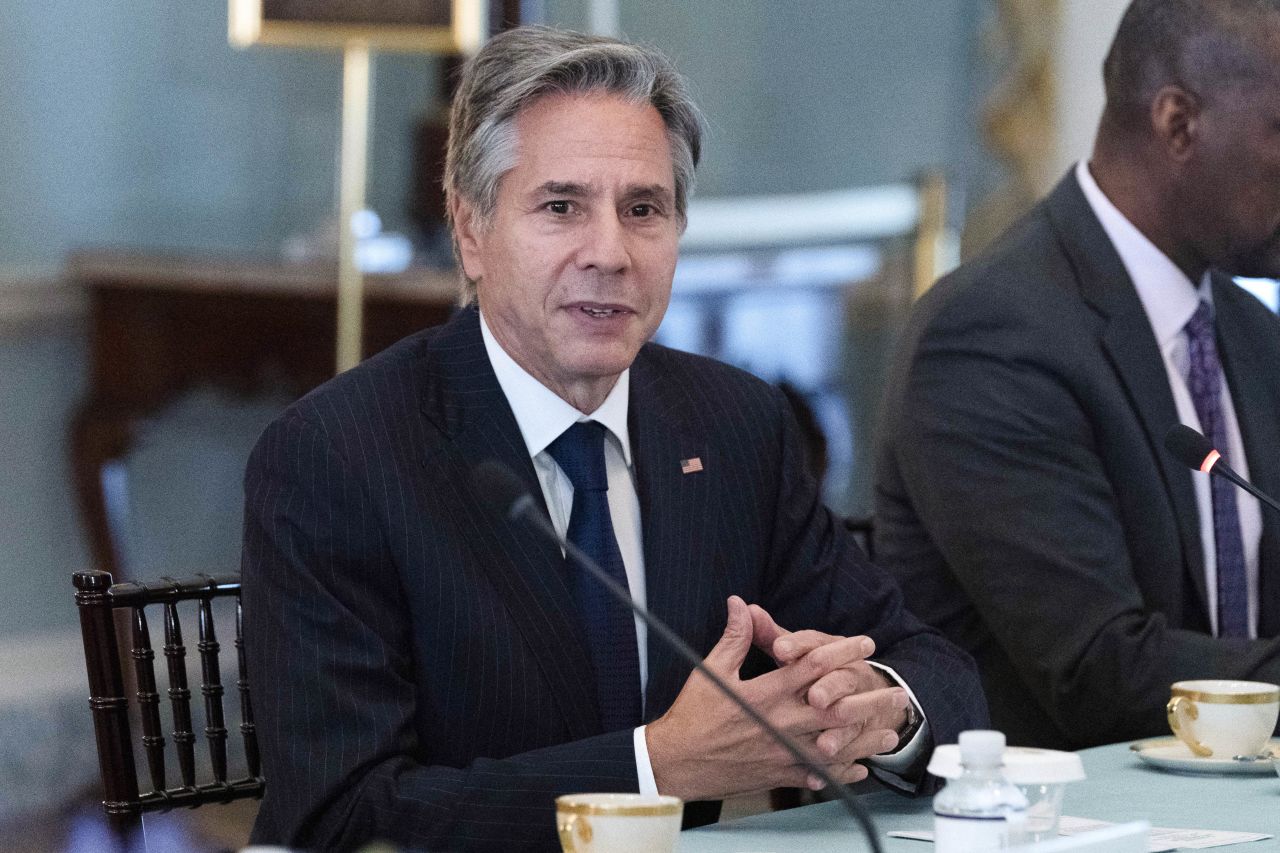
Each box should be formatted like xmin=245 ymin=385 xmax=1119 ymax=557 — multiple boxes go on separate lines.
xmin=73 ymin=569 xmax=264 ymax=847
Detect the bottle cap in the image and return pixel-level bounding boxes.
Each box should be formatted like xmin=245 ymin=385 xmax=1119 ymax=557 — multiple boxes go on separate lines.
xmin=957 ymin=729 xmax=1006 ymax=766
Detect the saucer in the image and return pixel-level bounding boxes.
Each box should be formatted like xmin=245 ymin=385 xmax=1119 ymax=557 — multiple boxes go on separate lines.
xmin=1130 ymin=737 xmax=1280 ymax=775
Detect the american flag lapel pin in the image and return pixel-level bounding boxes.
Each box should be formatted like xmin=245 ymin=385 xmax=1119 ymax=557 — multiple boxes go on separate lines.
xmin=680 ymin=456 xmax=703 ymax=474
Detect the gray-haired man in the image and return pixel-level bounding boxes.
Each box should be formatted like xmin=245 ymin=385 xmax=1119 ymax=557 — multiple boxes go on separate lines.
xmin=243 ymin=26 xmax=985 ymax=850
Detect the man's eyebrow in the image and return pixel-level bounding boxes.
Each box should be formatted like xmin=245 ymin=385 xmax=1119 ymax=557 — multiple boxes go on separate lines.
xmin=622 ymin=184 xmax=675 ymax=200
xmin=531 ymin=181 xmax=674 ymax=202
xmin=535 ymin=181 xmax=591 ymax=196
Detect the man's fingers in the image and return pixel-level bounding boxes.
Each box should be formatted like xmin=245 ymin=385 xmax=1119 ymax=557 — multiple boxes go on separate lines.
xmin=816 ymin=760 xmax=873 ymax=789
xmin=812 ymin=688 xmax=909 ymax=755
xmin=748 ymin=604 xmax=790 ymax=660
xmin=806 ymin=663 xmax=882 ymax=710
xmin=703 ymin=595 xmax=754 ymax=675
xmin=771 ymin=629 xmax=839 ymax=663
xmin=793 ymin=761 xmax=871 ymax=791
xmin=779 ymin=635 xmax=876 ymax=692
xmin=825 ymin=686 xmax=908 ymax=728
xmin=820 ymin=725 xmax=901 ymax=764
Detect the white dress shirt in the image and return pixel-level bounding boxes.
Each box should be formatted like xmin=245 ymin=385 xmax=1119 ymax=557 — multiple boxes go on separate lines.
xmin=479 ymin=311 xmax=926 ymax=794
xmin=1077 ymin=161 xmax=1262 ymax=637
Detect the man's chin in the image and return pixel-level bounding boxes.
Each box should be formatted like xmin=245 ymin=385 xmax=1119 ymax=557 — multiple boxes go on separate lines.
xmin=573 ymin=356 xmax=640 ymax=379
xmin=559 ymin=347 xmax=642 ymax=383
xmin=559 ymin=332 xmax=648 ymax=369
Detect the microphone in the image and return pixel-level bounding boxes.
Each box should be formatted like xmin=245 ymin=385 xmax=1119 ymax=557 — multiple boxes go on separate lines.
xmin=1164 ymin=424 xmax=1280 ymax=516
xmin=471 ymin=460 xmax=886 ymax=853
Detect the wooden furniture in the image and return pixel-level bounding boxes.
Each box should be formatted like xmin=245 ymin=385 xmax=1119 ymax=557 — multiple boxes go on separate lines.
xmin=73 ymin=569 xmax=262 ymax=847
xmin=68 ymin=251 xmax=457 ymax=578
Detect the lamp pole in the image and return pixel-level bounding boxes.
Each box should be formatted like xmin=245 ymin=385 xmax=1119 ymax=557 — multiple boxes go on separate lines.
xmin=336 ymin=43 xmax=372 ymax=373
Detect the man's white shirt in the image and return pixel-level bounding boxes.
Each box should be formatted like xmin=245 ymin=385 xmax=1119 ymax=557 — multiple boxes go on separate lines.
xmin=479 ymin=311 xmax=928 ymax=794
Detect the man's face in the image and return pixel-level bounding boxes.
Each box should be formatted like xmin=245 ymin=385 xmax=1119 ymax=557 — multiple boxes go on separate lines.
xmin=1180 ymin=36 xmax=1280 ymax=278
xmin=454 ymin=91 xmax=680 ymax=408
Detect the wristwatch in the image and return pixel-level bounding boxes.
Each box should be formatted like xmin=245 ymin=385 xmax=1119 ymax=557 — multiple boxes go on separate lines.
xmin=894 ymin=698 xmax=922 ymax=750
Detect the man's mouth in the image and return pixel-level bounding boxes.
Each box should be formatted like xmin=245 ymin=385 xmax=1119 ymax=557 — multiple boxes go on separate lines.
xmin=575 ymin=304 xmax=630 ymax=318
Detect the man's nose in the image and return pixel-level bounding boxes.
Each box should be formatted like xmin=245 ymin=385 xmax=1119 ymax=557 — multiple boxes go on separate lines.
xmin=576 ymin=213 xmax=630 ymax=274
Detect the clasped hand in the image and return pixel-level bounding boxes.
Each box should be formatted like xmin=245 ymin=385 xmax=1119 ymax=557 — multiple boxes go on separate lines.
xmin=647 ymin=595 xmax=910 ymax=801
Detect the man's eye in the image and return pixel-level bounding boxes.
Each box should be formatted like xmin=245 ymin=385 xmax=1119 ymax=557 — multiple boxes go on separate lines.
xmin=630 ymin=204 xmax=654 ymax=218
xmin=545 ymin=200 xmax=571 ymax=215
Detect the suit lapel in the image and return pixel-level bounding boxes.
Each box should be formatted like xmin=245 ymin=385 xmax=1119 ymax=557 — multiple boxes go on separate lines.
xmin=629 ymin=350 xmax=724 ymax=718
xmin=1045 ymin=174 xmax=1208 ymax=615
xmin=416 ymin=308 xmax=601 ymax=738
xmin=1098 ymin=315 xmax=1207 ymax=612
xmin=1214 ymin=276 xmax=1280 ymax=636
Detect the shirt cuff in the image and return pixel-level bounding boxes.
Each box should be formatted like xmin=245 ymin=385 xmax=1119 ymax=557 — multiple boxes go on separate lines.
xmin=865 ymin=661 xmax=930 ymax=776
xmin=634 ymin=725 xmax=659 ymax=796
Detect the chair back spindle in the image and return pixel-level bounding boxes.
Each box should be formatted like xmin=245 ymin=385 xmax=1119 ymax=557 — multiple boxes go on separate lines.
xmin=163 ymin=597 xmax=197 ymax=789
xmin=235 ymin=598 xmax=261 ymax=779
xmin=198 ymin=595 xmax=229 ymax=786
xmin=131 ymin=606 xmax=167 ymax=794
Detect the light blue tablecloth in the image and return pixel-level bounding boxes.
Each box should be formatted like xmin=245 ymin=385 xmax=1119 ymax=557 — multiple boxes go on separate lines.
xmin=680 ymin=742 xmax=1280 ymax=851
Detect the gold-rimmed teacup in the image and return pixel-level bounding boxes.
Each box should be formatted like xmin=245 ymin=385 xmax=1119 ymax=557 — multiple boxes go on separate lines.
xmin=556 ymin=793 xmax=682 ymax=852
xmin=1167 ymin=680 xmax=1280 ymax=759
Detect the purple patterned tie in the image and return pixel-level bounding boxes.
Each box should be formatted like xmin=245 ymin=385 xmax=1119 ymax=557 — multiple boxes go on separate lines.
xmin=547 ymin=421 xmax=643 ymax=730
xmin=1184 ymin=300 xmax=1249 ymax=638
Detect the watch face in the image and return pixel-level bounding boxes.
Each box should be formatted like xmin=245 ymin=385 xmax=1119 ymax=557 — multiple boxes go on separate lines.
xmin=898 ymin=702 xmax=920 ymax=739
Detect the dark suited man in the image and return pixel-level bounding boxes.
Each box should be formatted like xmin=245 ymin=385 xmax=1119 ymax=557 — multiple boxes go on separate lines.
xmin=242 ymin=26 xmax=986 ymax=851
xmin=875 ymin=0 xmax=1280 ymax=751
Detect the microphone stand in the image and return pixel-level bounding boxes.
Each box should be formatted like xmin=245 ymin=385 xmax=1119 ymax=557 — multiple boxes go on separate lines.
xmin=505 ymin=493 xmax=887 ymax=853
xmin=1211 ymin=463 xmax=1280 ymax=516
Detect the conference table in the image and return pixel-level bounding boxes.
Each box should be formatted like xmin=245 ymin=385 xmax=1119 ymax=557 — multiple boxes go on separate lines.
xmin=681 ymin=741 xmax=1280 ymax=851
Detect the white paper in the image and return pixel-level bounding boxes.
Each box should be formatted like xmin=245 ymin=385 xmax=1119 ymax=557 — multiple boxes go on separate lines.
xmin=887 ymin=815 xmax=1271 ymax=852
xmin=1060 ymin=816 xmax=1271 ymax=851
xmin=885 ymin=829 xmax=935 ymax=842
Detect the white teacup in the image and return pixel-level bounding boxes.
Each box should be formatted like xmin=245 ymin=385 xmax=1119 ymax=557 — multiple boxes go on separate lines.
xmin=1166 ymin=680 xmax=1280 ymax=759
xmin=556 ymin=793 xmax=682 ymax=853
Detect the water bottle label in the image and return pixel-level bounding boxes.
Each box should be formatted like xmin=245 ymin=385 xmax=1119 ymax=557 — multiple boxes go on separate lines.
xmin=933 ymin=814 xmax=1008 ymax=852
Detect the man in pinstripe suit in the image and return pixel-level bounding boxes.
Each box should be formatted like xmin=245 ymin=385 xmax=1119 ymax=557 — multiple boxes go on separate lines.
xmin=241 ymin=26 xmax=986 ymax=851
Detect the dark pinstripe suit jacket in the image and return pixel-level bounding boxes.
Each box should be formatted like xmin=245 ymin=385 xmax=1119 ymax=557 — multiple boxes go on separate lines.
xmin=242 ymin=306 xmax=986 ymax=851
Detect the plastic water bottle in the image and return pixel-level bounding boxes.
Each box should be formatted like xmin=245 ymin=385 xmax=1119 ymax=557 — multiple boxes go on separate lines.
xmin=933 ymin=730 xmax=1029 ymax=851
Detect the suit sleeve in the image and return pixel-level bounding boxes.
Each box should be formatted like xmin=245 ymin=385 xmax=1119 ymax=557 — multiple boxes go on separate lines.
xmin=242 ymin=412 xmax=637 ymax=852
xmin=885 ymin=306 xmax=1280 ymax=746
xmin=754 ymin=387 xmax=990 ymax=789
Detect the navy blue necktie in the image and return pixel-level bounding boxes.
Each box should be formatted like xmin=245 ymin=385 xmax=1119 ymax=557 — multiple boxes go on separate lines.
xmin=1185 ymin=300 xmax=1249 ymax=638
xmin=546 ymin=421 xmax=643 ymax=731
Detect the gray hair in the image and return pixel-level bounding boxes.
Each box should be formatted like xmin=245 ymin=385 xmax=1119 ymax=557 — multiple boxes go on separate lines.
xmin=444 ymin=25 xmax=704 ymax=301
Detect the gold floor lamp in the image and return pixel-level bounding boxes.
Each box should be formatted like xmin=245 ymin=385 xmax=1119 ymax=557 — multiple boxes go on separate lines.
xmin=228 ymin=0 xmax=486 ymax=373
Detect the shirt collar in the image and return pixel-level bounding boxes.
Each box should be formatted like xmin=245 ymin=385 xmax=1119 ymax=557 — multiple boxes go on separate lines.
xmin=479 ymin=310 xmax=632 ymax=465
xmin=1075 ymin=160 xmax=1212 ymax=347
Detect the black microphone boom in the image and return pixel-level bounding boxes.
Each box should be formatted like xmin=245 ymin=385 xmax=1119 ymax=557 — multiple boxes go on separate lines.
xmin=471 ymin=459 xmax=885 ymax=853
xmin=1163 ymin=424 xmax=1280 ymax=516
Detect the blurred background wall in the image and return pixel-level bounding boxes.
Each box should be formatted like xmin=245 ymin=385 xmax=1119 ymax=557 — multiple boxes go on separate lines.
xmin=0 ymin=0 xmax=1131 ymax=634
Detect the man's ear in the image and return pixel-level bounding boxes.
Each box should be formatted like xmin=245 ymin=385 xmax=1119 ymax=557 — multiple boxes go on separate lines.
xmin=450 ymin=195 xmax=486 ymax=282
xmin=1150 ymin=84 xmax=1201 ymax=162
